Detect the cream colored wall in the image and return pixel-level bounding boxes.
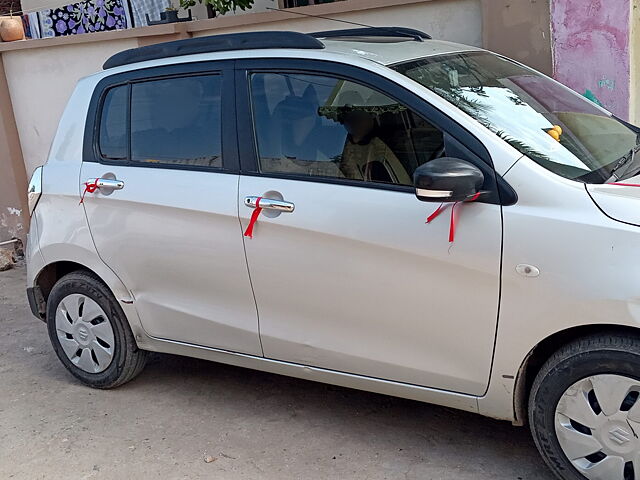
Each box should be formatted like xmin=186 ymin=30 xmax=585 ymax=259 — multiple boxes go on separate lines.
xmin=0 ymin=55 xmax=28 ymax=243
xmin=2 ymin=38 xmax=138 ymax=176
xmin=191 ymin=0 xmax=483 ymax=47
xmin=480 ymin=0 xmax=551 ymax=76
xmin=21 ymin=0 xmax=73 ymax=13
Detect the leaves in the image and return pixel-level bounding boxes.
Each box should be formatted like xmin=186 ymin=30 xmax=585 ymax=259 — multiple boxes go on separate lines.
xmin=178 ymin=0 xmax=254 ymax=15
xmin=495 ymin=130 xmax=552 ymax=163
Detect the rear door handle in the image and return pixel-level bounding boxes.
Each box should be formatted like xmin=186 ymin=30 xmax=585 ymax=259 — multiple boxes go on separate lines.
xmin=244 ymin=196 xmax=295 ymax=213
xmin=94 ymin=178 xmax=125 ymax=190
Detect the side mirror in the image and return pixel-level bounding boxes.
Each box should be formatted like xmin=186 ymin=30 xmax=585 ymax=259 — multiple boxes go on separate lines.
xmin=414 ymin=158 xmax=484 ymax=203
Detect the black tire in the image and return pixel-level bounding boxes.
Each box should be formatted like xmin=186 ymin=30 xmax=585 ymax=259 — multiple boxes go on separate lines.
xmin=528 ymin=333 xmax=640 ymax=480
xmin=46 ymin=270 xmax=147 ymax=388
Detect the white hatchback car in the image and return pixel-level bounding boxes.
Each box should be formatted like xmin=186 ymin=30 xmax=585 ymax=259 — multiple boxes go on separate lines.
xmin=26 ymin=28 xmax=640 ymax=480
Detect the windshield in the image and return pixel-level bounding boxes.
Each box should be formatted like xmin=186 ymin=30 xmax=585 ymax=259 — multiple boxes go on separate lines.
xmin=393 ymin=52 xmax=640 ymax=183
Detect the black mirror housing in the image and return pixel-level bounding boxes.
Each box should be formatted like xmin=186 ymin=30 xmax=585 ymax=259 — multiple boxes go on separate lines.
xmin=413 ymin=158 xmax=484 ymax=203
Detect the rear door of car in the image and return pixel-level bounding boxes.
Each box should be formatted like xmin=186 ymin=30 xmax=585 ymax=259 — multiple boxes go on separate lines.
xmin=81 ymin=60 xmax=262 ymax=356
xmin=235 ymin=58 xmax=504 ymax=395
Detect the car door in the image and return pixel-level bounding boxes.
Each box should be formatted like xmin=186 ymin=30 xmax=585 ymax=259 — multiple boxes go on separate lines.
xmin=81 ymin=61 xmax=262 ymax=356
xmin=236 ymin=59 xmax=504 ymax=395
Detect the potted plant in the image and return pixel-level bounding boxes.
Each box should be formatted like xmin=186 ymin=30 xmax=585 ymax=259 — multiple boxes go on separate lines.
xmin=161 ymin=6 xmax=180 ymax=23
xmin=0 ymin=3 xmax=25 ymax=42
xmin=146 ymin=5 xmax=193 ymax=25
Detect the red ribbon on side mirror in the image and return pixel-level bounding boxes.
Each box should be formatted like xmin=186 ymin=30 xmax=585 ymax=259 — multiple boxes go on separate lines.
xmin=426 ymin=192 xmax=481 ymax=243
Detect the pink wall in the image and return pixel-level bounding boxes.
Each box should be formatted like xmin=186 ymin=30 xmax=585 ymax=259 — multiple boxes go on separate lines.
xmin=551 ymin=0 xmax=631 ymax=119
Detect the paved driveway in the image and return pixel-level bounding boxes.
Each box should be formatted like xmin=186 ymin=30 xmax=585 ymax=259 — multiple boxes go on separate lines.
xmin=0 ymin=265 xmax=554 ymax=479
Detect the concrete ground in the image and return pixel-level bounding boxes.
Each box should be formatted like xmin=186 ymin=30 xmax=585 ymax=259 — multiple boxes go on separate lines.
xmin=0 ymin=265 xmax=554 ymax=480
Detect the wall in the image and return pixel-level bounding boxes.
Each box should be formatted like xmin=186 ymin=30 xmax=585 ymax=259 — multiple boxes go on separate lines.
xmin=189 ymin=0 xmax=482 ymax=48
xmin=3 ymin=38 xmax=139 ymax=176
xmin=551 ymin=0 xmax=632 ymax=119
xmin=0 ymin=55 xmax=28 ymax=243
xmin=480 ymin=0 xmax=552 ymax=76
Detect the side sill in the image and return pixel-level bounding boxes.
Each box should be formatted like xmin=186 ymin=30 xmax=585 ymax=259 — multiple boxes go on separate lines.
xmin=140 ymin=335 xmax=480 ymax=415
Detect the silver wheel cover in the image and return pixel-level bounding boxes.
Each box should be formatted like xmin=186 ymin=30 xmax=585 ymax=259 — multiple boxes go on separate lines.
xmin=54 ymin=293 xmax=115 ymax=374
xmin=555 ymin=374 xmax=640 ymax=480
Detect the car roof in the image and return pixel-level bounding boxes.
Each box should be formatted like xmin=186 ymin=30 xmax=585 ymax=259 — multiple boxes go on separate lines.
xmin=319 ymin=38 xmax=483 ymax=66
xmin=101 ymin=30 xmax=484 ymax=71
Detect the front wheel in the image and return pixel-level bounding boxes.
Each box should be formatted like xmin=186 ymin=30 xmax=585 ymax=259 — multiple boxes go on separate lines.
xmin=46 ymin=271 xmax=147 ymax=388
xmin=529 ymin=334 xmax=640 ymax=480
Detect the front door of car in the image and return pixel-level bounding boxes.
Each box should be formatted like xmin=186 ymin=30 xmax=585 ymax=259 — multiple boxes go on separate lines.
xmin=81 ymin=62 xmax=262 ymax=356
xmin=236 ymin=61 xmax=503 ymax=395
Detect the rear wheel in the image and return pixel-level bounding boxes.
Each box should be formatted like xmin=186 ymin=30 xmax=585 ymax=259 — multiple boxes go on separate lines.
xmin=529 ymin=334 xmax=640 ymax=480
xmin=46 ymin=271 xmax=147 ymax=388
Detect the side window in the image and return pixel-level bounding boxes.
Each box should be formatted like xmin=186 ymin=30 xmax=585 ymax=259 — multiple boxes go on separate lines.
xmin=99 ymin=86 xmax=128 ymax=161
xmin=130 ymin=75 xmax=222 ymax=168
xmin=249 ymin=72 xmax=445 ymax=186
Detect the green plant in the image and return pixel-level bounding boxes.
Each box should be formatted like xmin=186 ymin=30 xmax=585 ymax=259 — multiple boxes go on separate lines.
xmin=178 ymin=0 xmax=254 ymax=16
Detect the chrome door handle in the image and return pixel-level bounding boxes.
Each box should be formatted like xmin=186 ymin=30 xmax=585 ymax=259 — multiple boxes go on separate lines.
xmin=244 ymin=196 xmax=295 ymax=213
xmin=94 ymin=178 xmax=125 ymax=190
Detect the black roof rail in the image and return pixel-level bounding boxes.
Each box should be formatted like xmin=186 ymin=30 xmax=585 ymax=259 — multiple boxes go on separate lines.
xmin=312 ymin=27 xmax=431 ymax=42
xmin=103 ymin=31 xmax=324 ymax=70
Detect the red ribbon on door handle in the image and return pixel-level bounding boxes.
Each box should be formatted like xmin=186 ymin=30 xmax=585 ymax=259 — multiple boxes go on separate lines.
xmin=426 ymin=192 xmax=481 ymax=243
xmin=79 ymin=179 xmax=99 ymax=205
xmin=244 ymin=197 xmax=263 ymax=238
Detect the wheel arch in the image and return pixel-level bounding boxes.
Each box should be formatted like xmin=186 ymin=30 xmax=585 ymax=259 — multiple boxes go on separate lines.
xmin=31 ymin=257 xmax=134 ymax=321
xmin=35 ymin=261 xmax=96 ymax=304
xmin=30 ymin=260 xmax=104 ymax=320
xmin=513 ymin=323 xmax=640 ymax=426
